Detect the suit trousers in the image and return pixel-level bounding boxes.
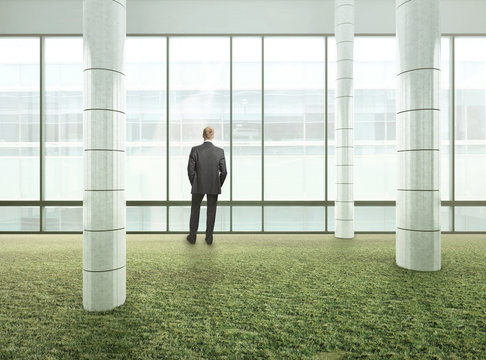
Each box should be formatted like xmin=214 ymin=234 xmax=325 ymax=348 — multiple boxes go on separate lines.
xmin=189 ymin=193 xmax=218 ymax=239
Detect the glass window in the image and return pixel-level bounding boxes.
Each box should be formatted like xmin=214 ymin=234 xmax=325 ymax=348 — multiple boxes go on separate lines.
xmin=44 ymin=37 xmax=83 ymax=200
xmin=169 ymin=37 xmax=230 ymax=201
xmin=44 ymin=206 xmax=82 ymax=231
xmin=0 ymin=38 xmax=40 ymax=200
xmin=232 ymin=206 xmax=262 ymax=231
xmin=441 ymin=206 xmax=451 ymax=232
xmin=127 ymin=206 xmax=166 ymax=231
xmin=455 ymin=207 xmax=486 ymax=231
xmin=0 ymin=207 xmax=40 ymax=231
xmin=264 ymin=37 xmax=325 ymax=200
xmin=126 ymin=37 xmax=167 ymax=200
xmin=441 ymin=38 xmax=451 ymax=201
xmin=356 ymin=206 xmax=395 ymax=231
xmin=0 ymin=35 xmax=481 ymax=234
xmin=232 ymin=37 xmax=262 ymax=200
xmin=327 ymin=206 xmax=334 ymax=232
xmin=264 ymin=206 xmax=324 ymax=231
xmin=455 ymin=37 xmax=486 ymax=200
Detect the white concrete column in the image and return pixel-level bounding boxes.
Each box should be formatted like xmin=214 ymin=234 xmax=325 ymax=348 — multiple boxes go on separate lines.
xmin=335 ymin=0 xmax=354 ymax=239
xmin=83 ymin=0 xmax=126 ymax=311
xmin=396 ymin=0 xmax=441 ymax=271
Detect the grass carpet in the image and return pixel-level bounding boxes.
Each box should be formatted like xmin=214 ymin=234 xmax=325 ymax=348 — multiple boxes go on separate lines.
xmin=0 ymin=234 xmax=485 ymax=359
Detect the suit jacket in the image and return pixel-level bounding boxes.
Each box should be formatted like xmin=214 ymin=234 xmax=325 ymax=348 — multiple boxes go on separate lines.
xmin=187 ymin=141 xmax=227 ymax=194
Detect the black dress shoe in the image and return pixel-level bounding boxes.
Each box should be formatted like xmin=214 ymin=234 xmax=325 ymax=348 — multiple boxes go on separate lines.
xmin=205 ymin=237 xmax=213 ymax=245
xmin=186 ymin=235 xmax=196 ymax=244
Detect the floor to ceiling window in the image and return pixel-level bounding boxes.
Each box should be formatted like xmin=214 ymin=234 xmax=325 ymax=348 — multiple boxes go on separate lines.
xmin=168 ymin=37 xmax=231 ymax=231
xmin=0 ymin=38 xmax=40 ymax=231
xmin=0 ymin=35 xmax=483 ymax=233
xmin=232 ymin=37 xmax=263 ymax=231
xmin=263 ymin=37 xmax=326 ymax=231
xmin=455 ymin=37 xmax=486 ymax=231
xmin=126 ymin=37 xmax=167 ymax=231
xmin=43 ymin=37 xmax=83 ymax=231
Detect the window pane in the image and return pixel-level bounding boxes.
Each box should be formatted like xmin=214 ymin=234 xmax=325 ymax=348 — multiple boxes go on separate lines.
xmin=264 ymin=206 xmax=324 ymax=231
xmin=169 ymin=37 xmax=230 ymax=201
xmin=0 ymin=38 xmax=40 ymax=200
xmin=264 ymin=37 xmax=325 ymax=200
xmin=44 ymin=207 xmax=82 ymax=231
xmin=233 ymin=37 xmax=262 ymax=200
xmin=441 ymin=38 xmax=451 ymax=201
xmin=169 ymin=205 xmax=230 ymax=232
xmin=441 ymin=206 xmax=451 ymax=232
xmin=44 ymin=37 xmax=83 ymax=200
xmin=455 ymin=37 xmax=486 ymax=200
xmin=127 ymin=206 xmax=166 ymax=231
xmin=455 ymin=207 xmax=486 ymax=231
xmin=0 ymin=207 xmax=39 ymax=231
xmin=327 ymin=38 xmax=336 ymax=201
xmin=232 ymin=206 xmax=262 ymax=231
xmin=356 ymin=206 xmax=395 ymax=231
xmin=126 ymin=37 xmax=167 ymax=200
xmin=327 ymin=206 xmax=335 ymax=231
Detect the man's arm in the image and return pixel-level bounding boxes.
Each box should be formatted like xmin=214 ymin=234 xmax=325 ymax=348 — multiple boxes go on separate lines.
xmin=219 ymin=151 xmax=227 ymax=186
xmin=187 ymin=148 xmax=196 ymax=184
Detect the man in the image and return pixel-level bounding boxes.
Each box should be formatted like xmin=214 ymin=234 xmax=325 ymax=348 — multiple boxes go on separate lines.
xmin=186 ymin=126 xmax=227 ymax=245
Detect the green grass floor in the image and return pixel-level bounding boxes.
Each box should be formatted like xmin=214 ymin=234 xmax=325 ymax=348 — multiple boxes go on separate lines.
xmin=0 ymin=234 xmax=485 ymax=359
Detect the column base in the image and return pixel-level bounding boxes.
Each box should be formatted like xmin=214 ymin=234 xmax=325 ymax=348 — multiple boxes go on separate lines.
xmin=396 ymin=228 xmax=441 ymax=271
xmin=335 ymin=220 xmax=354 ymax=239
xmin=83 ymin=266 xmax=126 ymax=311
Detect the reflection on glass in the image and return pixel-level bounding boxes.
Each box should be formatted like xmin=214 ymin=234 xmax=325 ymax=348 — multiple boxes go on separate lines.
xmin=356 ymin=206 xmax=395 ymax=231
xmin=44 ymin=206 xmax=82 ymax=231
xmin=232 ymin=206 xmax=262 ymax=231
xmin=233 ymin=37 xmax=262 ymax=200
xmin=127 ymin=206 xmax=166 ymax=231
xmin=0 ymin=207 xmax=40 ymax=231
xmin=0 ymin=38 xmax=40 ymax=200
xmin=264 ymin=37 xmax=325 ymax=200
xmin=264 ymin=206 xmax=324 ymax=231
xmin=455 ymin=207 xmax=486 ymax=231
xmin=126 ymin=37 xmax=167 ymax=200
xmin=45 ymin=38 xmax=83 ymax=199
xmin=441 ymin=206 xmax=451 ymax=232
xmin=455 ymin=37 xmax=486 ymax=200
xmin=169 ymin=37 xmax=230 ymax=201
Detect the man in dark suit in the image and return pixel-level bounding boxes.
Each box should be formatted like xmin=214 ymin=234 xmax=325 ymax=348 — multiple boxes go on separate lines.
xmin=186 ymin=126 xmax=227 ymax=245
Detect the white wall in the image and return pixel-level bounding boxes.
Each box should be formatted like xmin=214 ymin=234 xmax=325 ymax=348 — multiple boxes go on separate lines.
xmin=0 ymin=0 xmax=484 ymax=35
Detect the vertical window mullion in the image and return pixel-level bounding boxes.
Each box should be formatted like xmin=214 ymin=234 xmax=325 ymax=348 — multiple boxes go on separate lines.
xmin=451 ymin=35 xmax=455 ymax=232
xmin=40 ymin=36 xmax=44 ymax=232
xmin=230 ymin=36 xmax=233 ymax=232
xmin=325 ymin=35 xmax=328 ymax=232
xmin=261 ymin=36 xmax=265 ymax=232
xmin=166 ymin=36 xmax=170 ymax=232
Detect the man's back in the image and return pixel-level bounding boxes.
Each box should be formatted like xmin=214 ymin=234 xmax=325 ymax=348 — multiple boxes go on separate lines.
xmin=187 ymin=142 xmax=227 ymax=195
xmin=187 ymin=126 xmax=226 ymax=245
